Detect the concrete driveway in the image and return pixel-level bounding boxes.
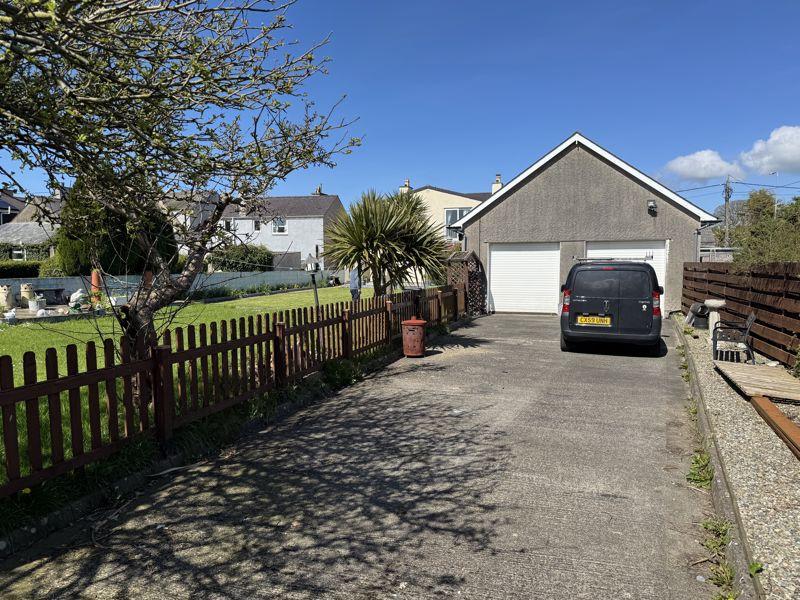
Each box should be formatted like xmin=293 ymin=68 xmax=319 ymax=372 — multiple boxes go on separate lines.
xmin=0 ymin=315 xmax=709 ymax=599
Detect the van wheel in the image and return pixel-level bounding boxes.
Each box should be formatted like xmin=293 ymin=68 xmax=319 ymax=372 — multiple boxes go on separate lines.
xmin=560 ymin=334 xmax=574 ymax=352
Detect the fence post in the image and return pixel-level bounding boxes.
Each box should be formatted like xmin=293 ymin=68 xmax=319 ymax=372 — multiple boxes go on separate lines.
xmin=385 ymin=300 xmax=393 ymax=346
xmin=153 ymin=345 xmax=174 ymax=446
xmin=342 ymin=308 xmax=352 ymax=360
xmin=436 ymin=290 xmax=443 ymax=324
xmin=274 ymin=322 xmax=287 ymax=388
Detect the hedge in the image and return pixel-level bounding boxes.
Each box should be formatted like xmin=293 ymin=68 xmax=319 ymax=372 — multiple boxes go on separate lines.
xmin=0 ymin=260 xmax=43 ymax=278
xmin=0 ymin=243 xmax=51 ymax=261
xmin=212 ymin=244 xmax=273 ymax=272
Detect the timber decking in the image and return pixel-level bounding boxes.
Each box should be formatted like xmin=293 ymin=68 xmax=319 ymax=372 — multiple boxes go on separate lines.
xmin=713 ymin=361 xmax=800 ymax=402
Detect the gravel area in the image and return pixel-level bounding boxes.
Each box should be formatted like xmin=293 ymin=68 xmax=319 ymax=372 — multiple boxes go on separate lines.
xmin=779 ymin=403 xmax=800 ymax=427
xmin=684 ymin=332 xmax=800 ymax=600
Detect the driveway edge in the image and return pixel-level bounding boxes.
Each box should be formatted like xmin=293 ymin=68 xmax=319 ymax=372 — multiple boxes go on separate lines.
xmin=673 ymin=318 xmax=764 ymax=600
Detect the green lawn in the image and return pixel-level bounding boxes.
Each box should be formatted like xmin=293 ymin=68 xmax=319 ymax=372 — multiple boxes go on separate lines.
xmin=0 ymin=285 xmax=379 ymax=486
xmin=0 ymin=286 xmax=373 ymax=382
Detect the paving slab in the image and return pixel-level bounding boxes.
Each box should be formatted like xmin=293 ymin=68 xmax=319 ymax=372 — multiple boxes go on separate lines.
xmin=0 ymin=315 xmax=710 ymax=599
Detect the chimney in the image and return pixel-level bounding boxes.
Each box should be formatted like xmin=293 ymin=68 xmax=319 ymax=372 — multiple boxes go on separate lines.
xmin=491 ymin=174 xmax=503 ymax=194
xmin=399 ymin=178 xmax=411 ymax=194
xmin=312 ymin=184 xmax=323 ymax=196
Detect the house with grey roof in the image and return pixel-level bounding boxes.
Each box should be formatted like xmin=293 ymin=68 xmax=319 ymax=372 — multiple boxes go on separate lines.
xmin=0 ymin=188 xmax=25 ymax=225
xmin=220 ymin=189 xmax=345 ymax=269
xmin=0 ymin=192 xmax=60 ymax=260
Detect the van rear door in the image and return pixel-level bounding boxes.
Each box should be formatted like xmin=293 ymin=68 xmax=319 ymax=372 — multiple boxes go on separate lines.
xmin=618 ymin=269 xmax=654 ymax=334
xmin=570 ymin=268 xmax=619 ymax=332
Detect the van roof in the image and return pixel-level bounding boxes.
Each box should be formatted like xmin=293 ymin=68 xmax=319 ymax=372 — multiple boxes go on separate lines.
xmin=569 ymin=260 xmax=658 ymax=275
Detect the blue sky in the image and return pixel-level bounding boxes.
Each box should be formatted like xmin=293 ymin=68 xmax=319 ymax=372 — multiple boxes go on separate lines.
xmin=8 ymin=1 xmax=800 ymax=213
xmin=274 ymin=0 xmax=800 ymax=212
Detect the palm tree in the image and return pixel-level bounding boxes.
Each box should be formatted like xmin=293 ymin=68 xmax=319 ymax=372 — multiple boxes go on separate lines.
xmin=325 ymin=190 xmax=449 ymax=296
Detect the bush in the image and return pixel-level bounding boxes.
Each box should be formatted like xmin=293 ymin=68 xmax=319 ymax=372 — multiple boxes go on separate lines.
xmin=0 ymin=260 xmax=42 ymax=278
xmin=171 ymin=253 xmax=188 ymax=274
xmin=38 ymin=254 xmax=66 ymax=277
xmin=212 ymin=244 xmax=273 ymax=272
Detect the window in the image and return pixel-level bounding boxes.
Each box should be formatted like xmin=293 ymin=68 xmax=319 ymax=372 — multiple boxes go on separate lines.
xmin=444 ymin=208 xmax=471 ymax=239
xmin=272 ymin=216 xmax=287 ymax=234
xmin=619 ymin=271 xmax=651 ymax=298
xmin=573 ymin=271 xmax=618 ymax=297
xmin=254 ymin=220 xmax=261 ymax=231
xmin=224 ymin=219 xmax=232 ymax=232
xmin=10 ymin=248 xmax=25 ymax=261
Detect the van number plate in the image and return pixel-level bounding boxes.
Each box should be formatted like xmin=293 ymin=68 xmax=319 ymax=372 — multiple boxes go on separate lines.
xmin=576 ymin=315 xmax=612 ymax=326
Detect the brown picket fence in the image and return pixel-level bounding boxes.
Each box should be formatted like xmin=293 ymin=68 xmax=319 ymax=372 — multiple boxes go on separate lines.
xmin=0 ymin=286 xmax=465 ymax=498
xmin=682 ymin=262 xmax=800 ymax=367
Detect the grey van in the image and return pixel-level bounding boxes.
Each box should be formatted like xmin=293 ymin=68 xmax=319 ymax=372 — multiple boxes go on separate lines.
xmin=560 ymin=261 xmax=663 ymax=352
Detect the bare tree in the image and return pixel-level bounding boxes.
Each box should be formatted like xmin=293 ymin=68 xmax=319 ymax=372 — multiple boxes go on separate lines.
xmin=0 ymin=0 xmax=358 ymax=357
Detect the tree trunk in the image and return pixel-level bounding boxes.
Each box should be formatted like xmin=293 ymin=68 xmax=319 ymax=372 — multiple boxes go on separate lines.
xmin=120 ymin=301 xmax=158 ymax=406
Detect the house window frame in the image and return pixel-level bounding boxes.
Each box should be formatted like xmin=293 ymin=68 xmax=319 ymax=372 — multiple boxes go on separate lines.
xmin=444 ymin=208 xmax=471 ymax=239
xmin=224 ymin=219 xmax=232 ymax=232
xmin=10 ymin=248 xmax=26 ymax=261
xmin=254 ymin=220 xmax=261 ymax=232
xmin=272 ymin=216 xmax=287 ymax=235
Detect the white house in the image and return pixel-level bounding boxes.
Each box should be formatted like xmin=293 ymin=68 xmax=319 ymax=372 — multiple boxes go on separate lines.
xmin=220 ymin=192 xmax=345 ymax=269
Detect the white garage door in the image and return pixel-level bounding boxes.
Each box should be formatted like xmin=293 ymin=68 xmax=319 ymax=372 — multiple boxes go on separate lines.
xmin=489 ymin=243 xmax=561 ymax=313
xmin=586 ymin=240 xmax=668 ymax=305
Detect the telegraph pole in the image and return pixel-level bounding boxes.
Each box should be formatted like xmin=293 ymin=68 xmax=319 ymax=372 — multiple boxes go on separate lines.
xmin=723 ymin=175 xmax=732 ymax=247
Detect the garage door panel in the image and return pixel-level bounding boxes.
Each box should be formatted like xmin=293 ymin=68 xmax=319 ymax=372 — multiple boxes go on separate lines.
xmin=585 ymin=240 xmax=668 ymax=307
xmin=489 ymin=243 xmax=560 ymax=313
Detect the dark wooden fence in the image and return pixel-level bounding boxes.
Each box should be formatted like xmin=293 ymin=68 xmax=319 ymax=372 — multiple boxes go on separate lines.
xmin=0 ymin=286 xmax=464 ymax=498
xmin=682 ymin=263 xmax=800 ymax=367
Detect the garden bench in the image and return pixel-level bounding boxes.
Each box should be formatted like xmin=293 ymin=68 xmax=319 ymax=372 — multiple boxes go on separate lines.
xmin=712 ymin=312 xmax=756 ymax=364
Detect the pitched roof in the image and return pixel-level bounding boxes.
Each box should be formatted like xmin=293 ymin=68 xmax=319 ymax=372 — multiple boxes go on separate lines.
xmin=0 ymin=221 xmax=58 ymax=245
xmin=453 ymin=132 xmax=718 ymax=228
xmin=222 ymin=194 xmax=343 ymax=219
xmin=410 ymin=185 xmax=491 ymax=203
xmin=14 ymin=195 xmax=64 ymax=223
xmin=0 ymin=190 xmax=25 ymax=212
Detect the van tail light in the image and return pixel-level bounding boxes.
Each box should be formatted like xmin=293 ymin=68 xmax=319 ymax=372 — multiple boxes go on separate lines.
xmin=652 ymin=290 xmax=662 ymax=317
xmin=561 ymin=289 xmax=571 ymax=313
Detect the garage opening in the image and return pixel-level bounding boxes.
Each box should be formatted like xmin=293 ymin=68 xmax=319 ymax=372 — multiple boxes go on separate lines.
xmin=488 ymin=243 xmax=560 ymax=313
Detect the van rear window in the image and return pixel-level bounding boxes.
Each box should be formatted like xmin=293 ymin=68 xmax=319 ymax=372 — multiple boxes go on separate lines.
xmin=573 ymin=269 xmax=651 ymax=298
xmin=619 ymin=271 xmax=651 ymax=298
xmin=573 ymin=271 xmax=617 ymax=296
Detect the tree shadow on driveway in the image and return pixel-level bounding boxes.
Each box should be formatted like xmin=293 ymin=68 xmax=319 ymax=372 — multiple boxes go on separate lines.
xmin=0 ymin=373 xmax=511 ymax=599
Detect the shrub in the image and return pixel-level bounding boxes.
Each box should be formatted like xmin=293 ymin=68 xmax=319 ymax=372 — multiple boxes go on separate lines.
xmin=212 ymin=244 xmax=273 ymax=272
xmin=38 ymin=254 xmax=66 ymax=277
xmin=0 ymin=260 xmax=42 ymax=278
xmin=171 ymin=253 xmax=188 ymax=274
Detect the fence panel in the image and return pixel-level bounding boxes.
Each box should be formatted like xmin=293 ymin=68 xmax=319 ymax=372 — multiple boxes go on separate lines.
xmin=0 ymin=286 xmax=462 ymax=498
xmin=682 ymin=262 xmax=800 ymax=367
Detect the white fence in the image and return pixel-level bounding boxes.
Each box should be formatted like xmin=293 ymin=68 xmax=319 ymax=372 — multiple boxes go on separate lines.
xmin=0 ymin=270 xmax=340 ymax=304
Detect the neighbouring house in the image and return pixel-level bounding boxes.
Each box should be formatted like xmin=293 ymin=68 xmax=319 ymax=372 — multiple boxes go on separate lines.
xmin=220 ymin=189 xmax=345 ymax=270
xmin=160 ymin=190 xmax=220 ymax=241
xmin=398 ymin=179 xmax=494 ymax=243
xmin=0 ymin=193 xmax=61 ymax=260
xmin=452 ymin=132 xmax=718 ymax=313
xmin=0 ymin=187 xmax=25 ymax=225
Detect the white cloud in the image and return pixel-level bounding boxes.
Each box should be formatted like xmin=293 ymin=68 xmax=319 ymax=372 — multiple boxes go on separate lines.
xmin=740 ymin=126 xmax=800 ymax=174
xmin=665 ymin=149 xmax=744 ymax=182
